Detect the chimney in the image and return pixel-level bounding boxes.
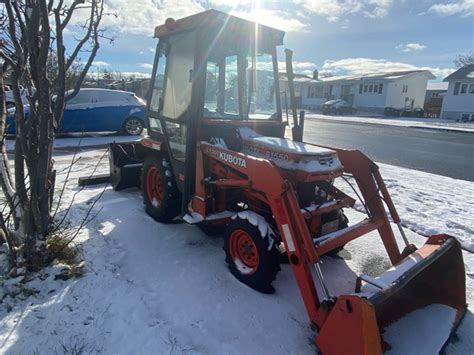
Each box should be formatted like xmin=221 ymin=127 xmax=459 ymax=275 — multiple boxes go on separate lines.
xmin=313 ymin=69 xmax=319 ymax=80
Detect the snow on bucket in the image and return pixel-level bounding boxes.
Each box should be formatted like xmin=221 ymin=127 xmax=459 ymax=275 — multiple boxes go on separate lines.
xmin=316 ymin=235 xmax=466 ymax=354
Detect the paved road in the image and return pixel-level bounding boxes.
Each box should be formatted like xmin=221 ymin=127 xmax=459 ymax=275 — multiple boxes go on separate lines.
xmin=300 ymin=118 xmax=474 ymax=181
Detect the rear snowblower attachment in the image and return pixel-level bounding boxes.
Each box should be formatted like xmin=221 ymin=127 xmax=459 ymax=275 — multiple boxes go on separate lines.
xmin=316 ymin=234 xmax=466 ymax=354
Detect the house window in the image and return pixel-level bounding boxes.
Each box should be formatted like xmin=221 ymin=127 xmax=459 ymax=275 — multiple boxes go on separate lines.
xmin=378 ymin=83 xmax=383 ymax=94
xmin=307 ymin=86 xmax=311 ymax=98
xmin=373 ymin=84 xmax=378 ymax=93
xmin=315 ymin=85 xmax=323 ymax=98
xmin=454 ymin=82 xmax=460 ymax=95
xmin=369 ymin=85 xmax=373 ymax=93
xmin=469 ymin=84 xmax=474 ymax=94
xmin=460 ymin=83 xmax=468 ymax=94
xmin=431 ymin=92 xmax=440 ymax=98
xmin=359 ymin=84 xmax=363 ymax=94
xmin=460 ymin=113 xmax=471 ymax=122
xmin=364 ymin=85 xmax=368 ymax=93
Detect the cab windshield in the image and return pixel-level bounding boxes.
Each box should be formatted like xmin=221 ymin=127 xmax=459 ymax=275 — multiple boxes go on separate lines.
xmin=203 ymin=52 xmax=278 ymax=120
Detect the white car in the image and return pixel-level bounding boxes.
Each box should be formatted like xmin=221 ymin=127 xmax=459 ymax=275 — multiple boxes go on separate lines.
xmin=4 ymin=85 xmax=31 ymax=109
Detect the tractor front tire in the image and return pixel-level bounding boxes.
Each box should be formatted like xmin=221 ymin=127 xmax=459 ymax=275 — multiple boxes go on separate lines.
xmin=142 ymin=155 xmax=180 ymax=223
xmin=224 ymin=218 xmax=280 ymax=294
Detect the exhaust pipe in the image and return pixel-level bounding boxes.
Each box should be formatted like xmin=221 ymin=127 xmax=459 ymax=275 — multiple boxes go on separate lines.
xmin=285 ymin=49 xmax=304 ymax=142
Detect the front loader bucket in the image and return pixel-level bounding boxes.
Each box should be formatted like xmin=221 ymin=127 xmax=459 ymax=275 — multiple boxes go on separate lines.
xmin=316 ymin=235 xmax=466 ymax=354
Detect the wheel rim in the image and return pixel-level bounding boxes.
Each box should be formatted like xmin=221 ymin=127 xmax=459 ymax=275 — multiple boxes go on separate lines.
xmin=125 ymin=119 xmax=143 ymax=135
xmin=229 ymin=229 xmax=259 ymax=275
xmin=146 ymin=166 xmax=164 ymax=207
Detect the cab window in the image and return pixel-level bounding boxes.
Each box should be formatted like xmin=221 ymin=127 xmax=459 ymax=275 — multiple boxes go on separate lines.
xmin=203 ymin=51 xmax=278 ymax=120
xmin=162 ymin=31 xmax=196 ymax=120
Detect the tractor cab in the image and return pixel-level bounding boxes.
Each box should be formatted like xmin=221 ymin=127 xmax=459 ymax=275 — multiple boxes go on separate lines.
xmin=146 ymin=10 xmax=286 ymax=195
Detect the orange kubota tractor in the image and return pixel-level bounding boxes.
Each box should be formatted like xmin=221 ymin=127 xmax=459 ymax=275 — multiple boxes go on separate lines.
xmin=104 ymin=10 xmax=466 ymax=354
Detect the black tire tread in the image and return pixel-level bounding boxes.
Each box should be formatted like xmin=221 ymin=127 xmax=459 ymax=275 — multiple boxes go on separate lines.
xmin=223 ymin=217 xmax=280 ymax=294
xmin=141 ymin=154 xmax=180 ymax=222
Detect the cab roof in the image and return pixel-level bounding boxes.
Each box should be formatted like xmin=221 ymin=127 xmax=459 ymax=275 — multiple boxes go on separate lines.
xmin=154 ymin=9 xmax=285 ymax=46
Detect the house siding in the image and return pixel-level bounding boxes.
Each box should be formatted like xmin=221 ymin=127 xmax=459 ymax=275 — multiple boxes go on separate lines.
xmin=385 ymin=75 xmax=428 ymax=110
xmin=441 ymin=80 xmax=474 ymax=120
xmin=353 ymin=81 xmax=387 ymax=113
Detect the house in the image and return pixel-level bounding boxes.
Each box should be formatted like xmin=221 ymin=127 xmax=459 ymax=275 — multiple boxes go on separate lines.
xmin=279 ymin=73 xmax=315 ymax=109
xmin=424 ymin=81 xmax=448 ymax=118
xmin=299 ymin=70 xmax=435 ymax=114
xmin=440 ymin=64 xmax=474 ymax=121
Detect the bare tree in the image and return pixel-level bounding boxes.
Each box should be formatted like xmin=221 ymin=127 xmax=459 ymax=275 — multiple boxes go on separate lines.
xmin=0 ymin=0 xmax=106 ymax=271
xmin=454 ymin=52 xmax=474 ymax=68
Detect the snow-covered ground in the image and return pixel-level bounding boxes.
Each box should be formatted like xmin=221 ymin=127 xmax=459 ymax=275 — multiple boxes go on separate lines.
xmin=336 ymin=163 xmax=474 ymax=252
xmin=0 ymin=148 xmax=472 ymax=354
xmin=306 ymin=113 xmax=474 ymax=133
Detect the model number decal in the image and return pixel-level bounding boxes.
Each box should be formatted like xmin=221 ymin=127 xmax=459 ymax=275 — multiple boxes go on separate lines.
xmin=243 ymin=144 xmax=289 ymax=162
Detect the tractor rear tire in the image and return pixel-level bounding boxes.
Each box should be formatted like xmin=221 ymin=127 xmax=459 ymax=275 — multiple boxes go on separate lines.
xmin=142 ymin=155 xmax=180 ymax=223
xmin=224 ymin=218 xmax=280 ymax=294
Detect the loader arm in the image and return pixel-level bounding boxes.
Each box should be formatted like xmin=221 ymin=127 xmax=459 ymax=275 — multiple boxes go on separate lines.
xmin=197 ymin=142 xmax=408 ymax=325
xmin=197 ymin=141 xmax=466 ymax=354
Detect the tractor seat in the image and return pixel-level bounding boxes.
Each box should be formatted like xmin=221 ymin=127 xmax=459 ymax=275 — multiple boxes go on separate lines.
xmin=239 ymin=127 xmax=343 ymax=174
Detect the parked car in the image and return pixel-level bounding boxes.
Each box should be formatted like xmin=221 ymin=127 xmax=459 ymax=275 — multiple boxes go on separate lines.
xmin=5 ymin=88 xmax=146 ymax=136
xmin=321 ymin=99 xmax=356 ymax=115
xmin=384 ymin=107 xmax=425 ymax=118
xmin=5 ymin=85 xmax=31 ymax=109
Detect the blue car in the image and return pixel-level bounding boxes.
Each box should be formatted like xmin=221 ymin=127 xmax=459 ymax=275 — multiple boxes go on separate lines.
xmin=6 ymin=88 xmax=147 ymax=136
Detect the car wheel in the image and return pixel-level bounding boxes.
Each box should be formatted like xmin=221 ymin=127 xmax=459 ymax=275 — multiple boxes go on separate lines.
xmin=123 ymin=117 xmax=144 ymax=136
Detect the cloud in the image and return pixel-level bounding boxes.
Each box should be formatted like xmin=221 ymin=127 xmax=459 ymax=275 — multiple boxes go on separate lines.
xmin=97 ymin=0 xmax=205 ymax=36
xmin=278 ymin=61 xmax=318 ymax=75
xmin=321 ymin=57 xmax=454 ymax=79
xmin=137 ymin=63 xmax=154 ymax=69
xmin=429 ymin=0 xmax=474 ymax=17
xmin=92 ymin=61 xmax=110 ymax=67
xmin=230 ymin=9 xmax=307 ymax=32
xmin=296 ymin=0 xmax=392 ymax=21
xmin=397 ymin=43 xmax=427 ymax=53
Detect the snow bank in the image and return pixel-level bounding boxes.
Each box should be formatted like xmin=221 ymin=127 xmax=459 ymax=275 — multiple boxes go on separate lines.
xmin=6 ymin=134 xmax=142 ymax=151
xmin=305 ymin=113 xmax=474 ymax=133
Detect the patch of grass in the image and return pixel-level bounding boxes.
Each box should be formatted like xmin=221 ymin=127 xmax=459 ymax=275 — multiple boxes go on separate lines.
xmin=46 ymin=233 xmax=84 ymax=279
xmin=46 ymin=234 xmax=77 ymax=265
xmin=360 ymin=254 xmax=391 ymax=277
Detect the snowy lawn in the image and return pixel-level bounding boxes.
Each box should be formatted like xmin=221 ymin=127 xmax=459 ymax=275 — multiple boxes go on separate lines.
xmin=0 ymin=148 xmax=472 ymax=354
xmin=305 ymin=113 xmax=474 ymax=133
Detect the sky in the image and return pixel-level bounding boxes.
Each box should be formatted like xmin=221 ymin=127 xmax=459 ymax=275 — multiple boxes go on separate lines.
xmin=64 ymin=0 xmax=474 ymax=81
